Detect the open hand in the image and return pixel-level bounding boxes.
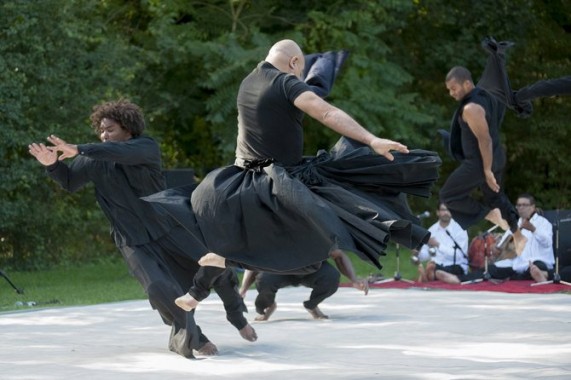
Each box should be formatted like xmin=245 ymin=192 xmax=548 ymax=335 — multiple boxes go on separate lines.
xmin=47 ymin=135 xmax=79 ymax=160
xmin=28 ymin=142 xmax=58 ymax=166
xmin=370 ymin=138 xmax=409 ymax=161
xmin=484 ymin=170 xmax=500 ymax=192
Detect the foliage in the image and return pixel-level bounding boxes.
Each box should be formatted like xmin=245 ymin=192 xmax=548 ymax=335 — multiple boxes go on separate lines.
xmin=393 ymin=0 xmax=571 ymax=213
xmin=0 ymin=0 xmax=138 ymax=269
xmin=1 ymin=0 xmax=569 ymax=270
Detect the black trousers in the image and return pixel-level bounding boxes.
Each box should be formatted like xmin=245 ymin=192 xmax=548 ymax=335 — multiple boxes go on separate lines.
xmin=119 ymin=225 xmax=247 ymax=358
xmin=254 ymin=260 xmax=340 ymax=314
xmin=435 ymin=263 xmax=464 ymax=276
xmin=440 ymin=158 xmax=519 ymax=232
xmin=478 ymin=37 xmax=570 ymax=118
xmin=559 ymin=266 xmax=571 ymax=282
xmin=484 ymin=260 xmax=551 ymax=280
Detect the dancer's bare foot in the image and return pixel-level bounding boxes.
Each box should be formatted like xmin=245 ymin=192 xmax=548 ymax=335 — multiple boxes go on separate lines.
xmin=435 ymin=269 xmax=461 ymax=284
xmin=305 ymin=305 xmax=329 ymax=320
xmin=512 ymin=229 xmax=528 ymax=256
xmin=485 ymin=208 xmax=510 ymax=231
xmin=198 ymin=252 xmax=226 ymax=268
xmin=417 ymin=264 xmax=428 ymax=283
xmin=239 ymin=324 xmax=258 ymax=342
xmin=254 ymin=302 xmax=277 ymax=321
xmin=175 ymin=293 xmax=199 ymax=311
xmin=196 ymin=341 xmax=218 ymax=356
xmin=530 ymin=264 xmax=548 ymax=283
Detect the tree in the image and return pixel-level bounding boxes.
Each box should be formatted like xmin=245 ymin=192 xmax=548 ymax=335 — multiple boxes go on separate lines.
xmin=0 ymin=0 xmax=140 ymax=269
xmin=392 ymin=0 xmax=571 ymax=217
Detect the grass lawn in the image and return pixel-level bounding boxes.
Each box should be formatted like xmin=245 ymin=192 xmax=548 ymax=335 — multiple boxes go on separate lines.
xmin=0 ymin=245 xmax=419 ymax=313
xmin=0 ymin=259 xmax=146 ymax=313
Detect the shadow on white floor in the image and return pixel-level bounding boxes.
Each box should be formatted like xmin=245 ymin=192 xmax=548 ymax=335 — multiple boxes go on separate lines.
xmin=1 ymin=287 xmax=570 ymax=380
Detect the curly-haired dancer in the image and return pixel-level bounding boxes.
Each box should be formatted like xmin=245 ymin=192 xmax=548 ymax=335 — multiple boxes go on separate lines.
xmin=29 ymin=100 xmax=256 ymax=359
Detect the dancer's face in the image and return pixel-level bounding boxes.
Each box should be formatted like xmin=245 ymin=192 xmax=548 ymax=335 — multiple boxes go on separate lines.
xmin=446 ymin=79 xmax=471 ymax=101
xmin=99 ymin=118 xmax=132 ymax=142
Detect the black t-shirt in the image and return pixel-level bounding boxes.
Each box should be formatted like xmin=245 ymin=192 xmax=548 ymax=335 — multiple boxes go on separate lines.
xmin=235 ymin=61 xmax=312 ymax=166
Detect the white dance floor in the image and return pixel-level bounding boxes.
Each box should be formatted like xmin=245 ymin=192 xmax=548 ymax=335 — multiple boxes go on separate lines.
xmin=1 ymin=287 xmax=570 ymax=379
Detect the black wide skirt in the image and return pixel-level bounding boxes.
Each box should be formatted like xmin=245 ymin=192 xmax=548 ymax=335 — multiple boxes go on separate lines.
xmin=146 ymin=138 xmax=441 ymax=273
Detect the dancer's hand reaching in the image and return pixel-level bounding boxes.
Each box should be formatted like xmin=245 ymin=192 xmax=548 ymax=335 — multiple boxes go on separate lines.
xmin=47 ymin=135 xmax=79 ymax=161
xmin=370 ymin=137 xmax=409 ymax=161
xmin=353 ymin=279 xmax=369 ymax=295
xmin=28 ymin=142 xmax=58 ymax=166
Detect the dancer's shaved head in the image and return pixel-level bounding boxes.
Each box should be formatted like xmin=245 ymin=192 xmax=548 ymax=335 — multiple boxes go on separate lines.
xmin=265 ymin=39 xmax=305 ymax=79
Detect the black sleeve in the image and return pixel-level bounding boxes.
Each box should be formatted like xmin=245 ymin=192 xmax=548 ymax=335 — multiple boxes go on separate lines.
xmin=46 ymin=157 xmax=92 ymax=193
xmin=76 ymin=136 xmax=161 ymax=166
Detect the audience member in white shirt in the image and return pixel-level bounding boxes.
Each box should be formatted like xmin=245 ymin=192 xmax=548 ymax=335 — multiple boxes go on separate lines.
xmin=487 ymin=193 xmax=554 ymax=281
xmin=413 ymin=203 xmax=469 ymax=284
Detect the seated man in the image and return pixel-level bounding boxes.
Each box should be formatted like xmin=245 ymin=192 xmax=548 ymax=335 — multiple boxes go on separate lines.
xmin=240 ymin=250 xmax=368 ymax=321
xmin=485 ymin=193 xmax=554 ymax=281
xmin=413 ymin=203 xmax=469 ymax=284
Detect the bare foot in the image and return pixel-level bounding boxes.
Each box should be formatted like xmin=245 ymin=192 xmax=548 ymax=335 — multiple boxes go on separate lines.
xmin=239 ymin=324 xmax=258 ymax=342
xmin=305 ymin=305 xmax=329 ymax=320
xmin=426 ymin=261 xmax=436 ymax=281
xmin=485 ymin=208 xmax=510 ymax=231
xmin=254 ymin=302 xmax=277 ymax=321
xmin=417 ymin=264 xmax=428 ymax=283
xmin=175 ymin=293 xmax=199 ymax=311
xmin=196 ymin=341 xmax=218 ymax=356
xmin=512 ymin=229 xmax=528 ymax=256
xmin=530 ymin=264 xmax=548 ymax=282
xmin=435 ymin=270 xmax=461 ymax=284
xmin=198 ymin=252 xmax=226 ymax=268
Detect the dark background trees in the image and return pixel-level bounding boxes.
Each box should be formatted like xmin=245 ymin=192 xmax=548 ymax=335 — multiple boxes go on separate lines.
xmin=1 ymin=0 xmax=569 ymax=270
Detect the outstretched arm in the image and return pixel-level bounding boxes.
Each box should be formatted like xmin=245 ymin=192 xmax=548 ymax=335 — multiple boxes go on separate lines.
xmin=46 ymin=135 xmax=161 ymax=166
xmin=29 ymin=140 xmax=90 ymax=192
xmin=293 ymin=91 xmax=408 ymax=161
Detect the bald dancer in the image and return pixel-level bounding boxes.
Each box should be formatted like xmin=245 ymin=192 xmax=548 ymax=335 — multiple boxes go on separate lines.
xmin=160 ymin=40 xmax=440 ymax=311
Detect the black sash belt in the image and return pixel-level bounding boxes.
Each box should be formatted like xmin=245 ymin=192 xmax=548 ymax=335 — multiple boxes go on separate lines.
xmin=234 ymin=157 xmax=275 ymax=172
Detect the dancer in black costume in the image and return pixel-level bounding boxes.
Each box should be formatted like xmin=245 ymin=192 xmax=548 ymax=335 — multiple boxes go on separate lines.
xmin=29 ymin=100 xmax=256 ymax=358
xmin=439 ymin=37 xmax=570 ymax=256
xmin=440 ymin=65 xmax=526 ymax=254
xmin=477 ymin=36 xmax=570 ymax=119
xmin=146 ymin=40 xmax=441 ymax=311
